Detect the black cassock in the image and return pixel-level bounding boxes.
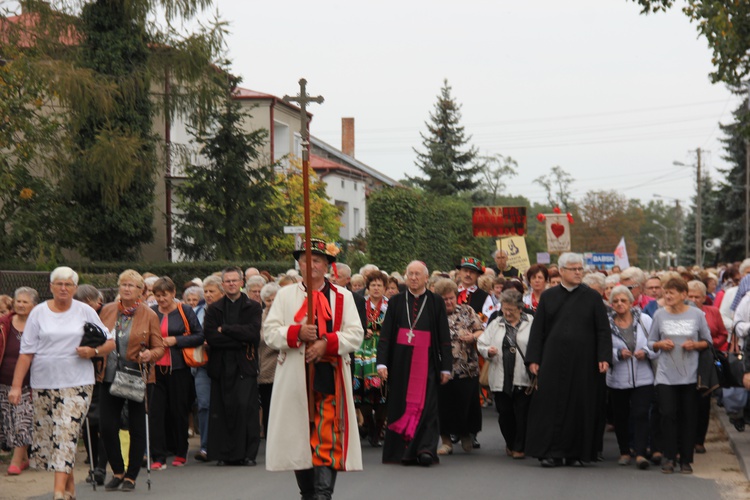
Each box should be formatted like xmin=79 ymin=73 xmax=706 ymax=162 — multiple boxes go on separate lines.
xmin=376 ymin=290 xmax=452 ymax=464
xmin=524 ymin=283 xmax=612 ymax=462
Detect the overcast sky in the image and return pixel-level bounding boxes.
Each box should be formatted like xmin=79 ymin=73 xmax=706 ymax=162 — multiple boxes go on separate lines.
xmin=213 ymin=0 xmax=739 ymax=208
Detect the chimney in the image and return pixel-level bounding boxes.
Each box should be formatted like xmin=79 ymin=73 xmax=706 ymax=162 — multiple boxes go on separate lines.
xmin=342 ymin=117 xmax=354 ymax=158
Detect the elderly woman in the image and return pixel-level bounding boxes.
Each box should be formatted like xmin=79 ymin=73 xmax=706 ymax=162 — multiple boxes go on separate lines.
xmin=258 ymin=281 xmax=281 ymax=440
xmin=478 ymin=289 xmax=533 ymax=459
xmin=648 ymin=277 xmax=712 ymax=474
xmin=604 ymin=274 xmax=620 ymax=302
xmin=193 ymin=275 xmax=224 ymax=462
xmin=433 ymin=278 xmax=484 ymax=455
xmin=0 ymin=287 xmax=38 ymax=475
xmin=687 ymin=280 xmax=728 ymax=454
xmin=547 ymin=268 xmax=562 ymax=287
xmin=245 ymin=275 xmax=266 ymax=305
xmin=9 ymin=267 xmax=113 ymax=500
xmin=99 ymin=269 xmax=164 ymax=492
xmin=607 ymin=285 xmax=656 ymax=469
xmin=149 ymin=277 xmax=203 ymax=469
xmin=354 ymin=271 xmax=390 ymax=447
xmin=523 ymin=264 xmax=548 ymax=312
xmin=183 ymin=285 xmax=205 ymax=324
xmin=583 ymin=272 xmax=606 ymax=297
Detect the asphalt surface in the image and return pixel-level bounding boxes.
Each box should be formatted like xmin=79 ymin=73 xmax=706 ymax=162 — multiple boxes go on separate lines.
xmin=30 ymin=405 xmax=732 ymax=500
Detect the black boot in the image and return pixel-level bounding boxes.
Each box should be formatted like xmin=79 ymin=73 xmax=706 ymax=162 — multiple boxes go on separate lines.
xmin=295 ymin=469 xmax=315 ymax=500
xmin=313 ymin=466 xmax=337 ymax=500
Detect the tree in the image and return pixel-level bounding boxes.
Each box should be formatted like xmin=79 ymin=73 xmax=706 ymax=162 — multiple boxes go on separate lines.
xmin=267 ymin=158 xmax=343 ymax=259
xmin=409 ymin=79 xmax=481 ymax=195
xmin=573 ymin=190 xmax=644 ymax=261
xmin=630 ymin=0 xmax=750 ymax=87
xmin=474 ymin=153 xmax=518 ymax=205
xmin=1 ymin=0 xmax=226 ymax=260
xmin=173 ymin=75 xmax=281 ymax=261
xmin=713 ymin=99 xmax=749 ymax=263
xmin=533 ymin=165 xmax=575 ymax=212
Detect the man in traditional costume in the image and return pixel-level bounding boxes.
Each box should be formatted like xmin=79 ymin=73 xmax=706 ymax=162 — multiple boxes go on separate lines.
xmin=264 ymin=239 xmax=363 ymax=499
xmin=377 ymin=260 xmax=452 ymax=466
xmin=456 ymin=256 xmax=496 ymax=323
xmin=203 ymin=267 xmax=262 ymax=465
xmin=525 ymin=252 xmax=612 ymax=467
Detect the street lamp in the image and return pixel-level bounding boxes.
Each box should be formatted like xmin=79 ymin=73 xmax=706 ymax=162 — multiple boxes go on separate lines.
xmin=652 ymin=220 xmax=672 ymax=267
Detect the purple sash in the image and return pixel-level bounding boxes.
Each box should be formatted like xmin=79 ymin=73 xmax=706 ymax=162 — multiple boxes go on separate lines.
xmin=388 ymin=327 xmax=431 ymax=441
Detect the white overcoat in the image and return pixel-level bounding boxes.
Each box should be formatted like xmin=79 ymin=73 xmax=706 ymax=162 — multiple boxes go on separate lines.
xmin=263 ymin=281 xmax=364 ymax=471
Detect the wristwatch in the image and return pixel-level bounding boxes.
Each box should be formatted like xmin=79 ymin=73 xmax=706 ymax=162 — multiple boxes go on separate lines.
xmin=94 ymin=348 xmax=99 ymax=356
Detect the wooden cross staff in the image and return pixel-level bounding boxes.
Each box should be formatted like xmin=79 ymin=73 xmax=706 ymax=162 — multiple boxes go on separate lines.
xmin=283 ymin=78 xmax=324 ymax=323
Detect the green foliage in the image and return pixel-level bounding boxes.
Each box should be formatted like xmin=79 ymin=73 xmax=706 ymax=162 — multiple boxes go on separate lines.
xmin=533 ymin=166 xmax=576 ymax=213
xmin=409 ymin=79 xmax=481 ymax=195
xmin=368 ymin=187 xmax=486 ymax=273
xmin=174 ymin=75 xmax=282 ymax=261
xmin=631 ymin=0 xmax=750 ymax=87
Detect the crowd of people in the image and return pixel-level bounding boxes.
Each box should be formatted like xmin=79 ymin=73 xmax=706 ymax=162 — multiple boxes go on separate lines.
xmin=1 ymin=247 xmax=750 ymax=499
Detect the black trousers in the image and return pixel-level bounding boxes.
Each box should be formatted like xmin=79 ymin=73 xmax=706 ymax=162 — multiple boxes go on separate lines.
xmin=150 ymin=367 xmax=194 ymax=462
xmin=657 ymin=384 xmax=698 ymax=464
xmin=609 ymin=385 xmax=653 ymax=456
xmin=695 ymin=391 xmax=711 ymax=446
xmin=259 ymin=383 xmax=273 ymax=438
xmin=493 ymin=388 xmax=531 ymax=453
xmin=99 ymin=383 xmax=147 ymax=482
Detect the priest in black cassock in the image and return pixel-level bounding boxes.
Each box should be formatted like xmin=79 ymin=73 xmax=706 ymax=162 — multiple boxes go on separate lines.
xmin=203 ymin=267 xmax=262 ymax=466
xmin=377 ymin=260 xmax=452 ymax=466
xmin=524 ymin=252 xmax=612 ymax=467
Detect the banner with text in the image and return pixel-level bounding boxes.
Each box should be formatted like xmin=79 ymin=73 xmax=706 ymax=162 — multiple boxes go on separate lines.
xmin=473 ymin=206 xmax=527 ymax=237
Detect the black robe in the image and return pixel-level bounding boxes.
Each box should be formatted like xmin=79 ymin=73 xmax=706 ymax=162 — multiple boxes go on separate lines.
xmin=376 ymin=290 xmax=452 ymax=464
xmin=524 ymin=283 xmax=612 ymax=462
xmin=203 ymin=293 xmax=262 ymax=463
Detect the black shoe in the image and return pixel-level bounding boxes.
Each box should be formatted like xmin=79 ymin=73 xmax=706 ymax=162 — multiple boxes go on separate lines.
xmin=680 ymin=463 xmax=693 ymax=474
xmin=472 ymin=436 xmax=480 ymax=449
xmin=104 ymin=476 xmax=124 ymax=491
xmin=540 ymin=458 xmax=562 ymax=468
xmin=121 ymin=479 xmax=135 ymax=492
xmin=450 ymin=434 xmax=459 ymax=444
xmin=194 ymin=450 xmax=209 ymax=462
xmin=216 ymin=460 xmax=226 ymax=466
xmin=564 ymin=458 xmax=584 ymax=467
xmin=241 ymin=458 xmax=257 ymax=466
xmin=695 ymin=444 xmax=706 ymax=454
xmin=417 ymin=453 xmax=433 ymax=467
xmin=731 ymin=417 xmax=746 ymax=432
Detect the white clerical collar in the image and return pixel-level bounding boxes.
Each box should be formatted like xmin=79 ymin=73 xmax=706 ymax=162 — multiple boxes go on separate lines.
xmin=408 ymin=288 xmax=426 ymax=298
xmin=457 ymin=284 xmax=477 ymax=293
xmin=561 ymin=282 xmax=579 ymax=292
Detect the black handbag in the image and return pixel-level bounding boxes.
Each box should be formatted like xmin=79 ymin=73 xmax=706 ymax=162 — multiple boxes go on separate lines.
xmin=79 ymin=322 xmax=108 ymax=349
xmin=712 ymin=343 xmax=744 ymax=388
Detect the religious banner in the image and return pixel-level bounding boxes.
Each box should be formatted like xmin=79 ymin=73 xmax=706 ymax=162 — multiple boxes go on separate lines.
xmin=545 ymin=214 xmax=571 ymax=253
xmin=472 ymin=206 xmax=527 ymax=237
xmin=498 ymin=236 xmax=531 ymax=274
xmin=614 ymin=236 xmax=630 ymax=269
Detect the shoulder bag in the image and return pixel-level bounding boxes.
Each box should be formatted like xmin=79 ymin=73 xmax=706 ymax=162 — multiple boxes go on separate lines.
xmin=177 ymin=303 xmax=209 ymax=368
xmin=109 ymin=333 xmax=146 ymax=402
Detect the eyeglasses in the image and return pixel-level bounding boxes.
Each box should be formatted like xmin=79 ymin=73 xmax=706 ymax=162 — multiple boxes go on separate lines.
xmin=624 ymin=284 xmax=640 ymax=290
xmin=562 ymin=267 xmax=584 ymax=273
xmin=223 ymin=279 xmax=241 ymax=284
xmin=52 ymin=282 xmax=76 ymax=289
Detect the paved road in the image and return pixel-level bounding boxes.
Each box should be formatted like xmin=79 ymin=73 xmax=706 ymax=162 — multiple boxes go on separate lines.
xmin=40 ymin=408 xmax=725 ymax=500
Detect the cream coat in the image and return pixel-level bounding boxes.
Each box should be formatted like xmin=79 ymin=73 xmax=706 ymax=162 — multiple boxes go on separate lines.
xmin=263 ymin=282 xmax=364 ymax=472
xmin=477 ymin=315 xmax=533 ymax=391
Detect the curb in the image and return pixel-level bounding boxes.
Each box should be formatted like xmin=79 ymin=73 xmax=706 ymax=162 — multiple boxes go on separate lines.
xmin=716 ymin=401 xmax=750 ymax=482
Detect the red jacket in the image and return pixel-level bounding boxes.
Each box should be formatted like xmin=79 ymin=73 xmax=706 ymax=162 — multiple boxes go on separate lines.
xmin=703 ymin=305 xmax=728 ymax=352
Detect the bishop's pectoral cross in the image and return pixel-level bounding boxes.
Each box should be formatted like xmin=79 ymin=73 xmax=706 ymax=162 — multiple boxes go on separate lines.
xmin=406 ymin=330 xmax=415 ymax=344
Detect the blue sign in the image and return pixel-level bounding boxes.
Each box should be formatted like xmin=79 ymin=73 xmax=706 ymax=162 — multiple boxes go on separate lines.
xmin=585 ymin=253 xmax=615 ymax=267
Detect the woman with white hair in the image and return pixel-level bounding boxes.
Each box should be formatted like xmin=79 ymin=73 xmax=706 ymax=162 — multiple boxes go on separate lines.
xmin=9 ymin=267 xmax=113 ymax=500
xmin=258 ymin=281 xmax=281 ymax=439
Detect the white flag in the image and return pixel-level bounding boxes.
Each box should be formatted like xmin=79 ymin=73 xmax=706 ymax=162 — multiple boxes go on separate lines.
xmin=614 ymin=237 xmax=630 ymax=269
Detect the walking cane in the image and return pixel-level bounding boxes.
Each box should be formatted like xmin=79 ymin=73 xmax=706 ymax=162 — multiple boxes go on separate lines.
xmin=84 ymin=417 xmax=97 ymax=491
xmin=140 ymin=342 xmax=152 ymax=491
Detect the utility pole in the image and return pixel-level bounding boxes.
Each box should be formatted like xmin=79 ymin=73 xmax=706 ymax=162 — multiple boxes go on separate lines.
xmin=746 ymin=82 xmax=750 ymax=258
xmin=696 ymin=148 xmax=702 ymax=267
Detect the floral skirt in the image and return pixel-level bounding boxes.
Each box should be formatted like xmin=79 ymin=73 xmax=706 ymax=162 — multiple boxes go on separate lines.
xmin=0 ymin=384 xmax=33 ymax=449
xmin=31 ymin=385 xmax=93 ymax=473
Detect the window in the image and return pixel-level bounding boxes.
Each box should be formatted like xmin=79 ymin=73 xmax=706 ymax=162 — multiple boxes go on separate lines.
xmin=341 ymin=179 xmax=345 ymax=188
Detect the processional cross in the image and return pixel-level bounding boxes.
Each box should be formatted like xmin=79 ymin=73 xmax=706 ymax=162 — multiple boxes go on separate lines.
xmin=283 ymin=79 xmax=324 ymax=422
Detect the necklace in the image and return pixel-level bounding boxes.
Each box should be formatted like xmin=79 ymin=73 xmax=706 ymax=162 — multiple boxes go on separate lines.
xmin=406 ymin=291 xmax=428 ymax=344
xmin=14 ymin=327 xmax=22 ymax=341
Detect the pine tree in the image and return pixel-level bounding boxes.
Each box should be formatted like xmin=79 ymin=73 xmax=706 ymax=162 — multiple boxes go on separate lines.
xmin=410 ymin=80 xmax=481 ymax=195
xmin=713 ymin=99 xmax=750 ymax=262
xmin=173 ymin=74 xmax=282 ymax=261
